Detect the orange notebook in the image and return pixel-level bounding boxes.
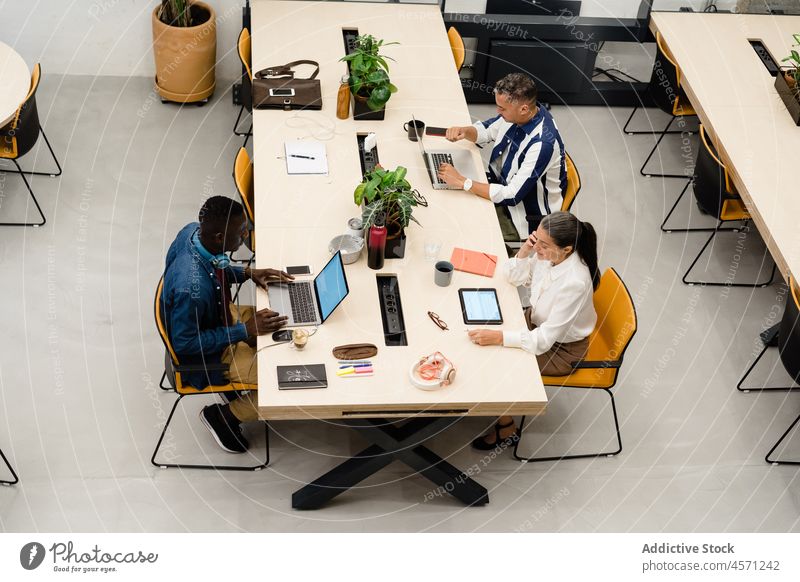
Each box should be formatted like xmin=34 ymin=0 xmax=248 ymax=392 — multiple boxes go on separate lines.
xmin=450 ymin=248 xmax=498 ymax=278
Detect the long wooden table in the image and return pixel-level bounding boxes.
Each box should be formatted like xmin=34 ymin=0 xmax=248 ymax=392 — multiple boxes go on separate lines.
xmin=250 ymin=0 xmax=546 ymax=508
xmin=0 ymin=41 xmax=29 ymax=127
xmin=650 ymin=12 xmax=800 ymax=282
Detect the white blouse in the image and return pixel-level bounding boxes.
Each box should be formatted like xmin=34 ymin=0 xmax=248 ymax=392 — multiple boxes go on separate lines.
xmin=502 ymin=252 xmax=597 ymax=355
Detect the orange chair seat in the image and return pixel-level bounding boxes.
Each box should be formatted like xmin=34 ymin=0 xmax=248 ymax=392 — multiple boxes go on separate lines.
xmin=542 ymin=367 xmax=618 ymax=389
xmin=0 ymin=138 xmax=16 ymax=158
xmin=721 ymin=198 xmax=749 ymax=221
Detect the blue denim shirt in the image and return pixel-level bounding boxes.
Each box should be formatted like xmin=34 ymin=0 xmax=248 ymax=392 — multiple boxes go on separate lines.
xmin=161 ymin=223 xmax=249 ymax=389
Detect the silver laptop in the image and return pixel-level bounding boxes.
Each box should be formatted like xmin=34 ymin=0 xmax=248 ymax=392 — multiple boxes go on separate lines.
xmin=413 ymin=114 xmax=481 ymax=190
xmin=267 ymin=251 xmax=349 ymax=327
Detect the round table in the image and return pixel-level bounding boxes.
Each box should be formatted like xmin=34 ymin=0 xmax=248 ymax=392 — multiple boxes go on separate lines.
xmin=0 ymin=41 xmax=30 ymax=128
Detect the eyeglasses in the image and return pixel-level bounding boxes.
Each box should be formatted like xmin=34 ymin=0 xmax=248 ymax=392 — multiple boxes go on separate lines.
xmin=427 ymin=311 xmax=449 ymax=331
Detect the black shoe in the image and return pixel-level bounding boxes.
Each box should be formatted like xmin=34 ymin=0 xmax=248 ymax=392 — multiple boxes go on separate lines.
xmin=200 ymin=404 xmax=249 ymax=454
xmin=471 ymin=421 xmax=520 ymax=451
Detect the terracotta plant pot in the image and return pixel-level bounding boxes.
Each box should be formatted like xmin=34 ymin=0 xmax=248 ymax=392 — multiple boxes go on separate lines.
xmin=152 ymin=1 xmax=216 ymax=103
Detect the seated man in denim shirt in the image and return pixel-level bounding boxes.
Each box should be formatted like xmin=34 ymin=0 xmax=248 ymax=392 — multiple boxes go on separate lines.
xmin=162 ymin=196 xmax=291 ymax=453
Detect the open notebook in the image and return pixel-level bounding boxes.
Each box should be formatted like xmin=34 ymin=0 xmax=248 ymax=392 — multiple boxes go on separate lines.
xmin=284 ymin=140 xmax=328 ymax=175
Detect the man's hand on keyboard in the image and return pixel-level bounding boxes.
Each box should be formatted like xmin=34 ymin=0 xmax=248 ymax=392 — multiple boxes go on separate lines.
xmin=245 ymin=308 xmax=289 ymax=337
xmin=246 ymin=268 xmax=295 ymax=289
xmin=437 ymin=163 xmax=465 ymax=189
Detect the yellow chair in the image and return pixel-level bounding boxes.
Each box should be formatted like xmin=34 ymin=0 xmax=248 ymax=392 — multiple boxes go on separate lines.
xmin=231 ymin=147 xmax=255 ymax=271
xmin=682 ymin=126 xmax=775 ymax=287
xmin=0 ymin=446 xmax=18 ymax=485
xmin=233 ymin=28 xmax=253 ymax=146
xmin=624 ymin=31 xmax=697 ymax=180
xmin=152 ymin=278 xmax=269 ymax=471
xmin=513 ymin=268 xmax=638 ymax=463
xmin=0 ymin=63 xmax=62 ymax=227
xmin=560 ymin=152 xmax=581 ymax=213
xmin=447 ymin=27 xmax=465 ymax=73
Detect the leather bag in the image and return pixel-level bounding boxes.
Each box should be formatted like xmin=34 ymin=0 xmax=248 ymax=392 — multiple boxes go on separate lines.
xmin=252 ymin=60 xmax=322 ymax=111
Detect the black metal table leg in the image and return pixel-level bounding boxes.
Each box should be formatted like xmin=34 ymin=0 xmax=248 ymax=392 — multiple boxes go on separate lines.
xmin=292 ymin=417 xmax=488 ymax=509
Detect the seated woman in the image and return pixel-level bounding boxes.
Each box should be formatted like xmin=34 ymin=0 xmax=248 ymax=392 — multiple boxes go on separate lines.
xmin=468 ymin=211 xmax=599 ymax=450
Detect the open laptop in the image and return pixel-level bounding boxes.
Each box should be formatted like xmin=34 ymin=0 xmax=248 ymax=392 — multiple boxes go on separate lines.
xmin=267 ymin=251 xmax=349 ymax=327
xmin=413 ymin=114 xmax=481 ymax=190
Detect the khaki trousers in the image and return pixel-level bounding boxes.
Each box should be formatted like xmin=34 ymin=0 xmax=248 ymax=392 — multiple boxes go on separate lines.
xmin=524 ymin=307 xmax=590 ymax=376
xmin=220 ymin=305 xmax=260 ymax=422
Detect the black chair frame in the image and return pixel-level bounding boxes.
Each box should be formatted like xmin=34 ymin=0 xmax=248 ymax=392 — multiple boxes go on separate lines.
xmin=737 ymin=325 xmax=799 ymax=393
xmin=1 ymin=446 xmax=19 ymax=485
xmin=513 ymin=381 xmax=622 ymax=463
xmin=682 ymin=222 xmax=776 ymax=288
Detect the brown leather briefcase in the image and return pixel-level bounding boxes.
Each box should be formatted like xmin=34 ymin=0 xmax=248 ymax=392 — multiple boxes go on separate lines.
xmin=252 ymin=60 xmax=322 ymax=111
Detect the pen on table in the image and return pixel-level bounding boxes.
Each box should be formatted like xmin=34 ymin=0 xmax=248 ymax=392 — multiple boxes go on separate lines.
xmin=290 ymin=154 xmax=316 ymax=160
xmin=338 ymin=363 xmax=373 ymax=369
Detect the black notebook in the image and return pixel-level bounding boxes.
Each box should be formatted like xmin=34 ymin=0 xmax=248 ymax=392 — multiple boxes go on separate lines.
xmin=276 ymin=364 xmax=327 ymax=389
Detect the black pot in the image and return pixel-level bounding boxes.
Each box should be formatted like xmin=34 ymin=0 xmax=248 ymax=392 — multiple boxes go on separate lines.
xmin=775 ymin=71 xmax=800 ymax=126
xmin=385 ymin=231 xmax=406 ymax=259
xmin=353 ymin=94 xmax=385 ymax=121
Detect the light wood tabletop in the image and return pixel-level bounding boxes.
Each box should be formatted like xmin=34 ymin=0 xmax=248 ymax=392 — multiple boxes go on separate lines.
xmin=251 ymin=0 xmax=547 ymax=421
xmin=0 ymin=41 xmax=29 ymax=127
xmin=650 ymin=12 xmax=800 ymax=282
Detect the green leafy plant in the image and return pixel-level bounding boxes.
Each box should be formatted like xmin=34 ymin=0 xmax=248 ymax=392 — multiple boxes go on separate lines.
xmin=158 ymin=0 xmax=192 ymax=27
xmin=782 ymin=33 xmax=800 ymax=97
xmin=354 ymin=166 xmax=427 ymax=234
xmin=340 ymin=35 xmax=399 ymax=111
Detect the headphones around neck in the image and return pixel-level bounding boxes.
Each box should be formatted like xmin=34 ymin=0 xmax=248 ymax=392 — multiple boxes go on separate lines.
xmin=192 ymin=230 xmax=231 ymax=270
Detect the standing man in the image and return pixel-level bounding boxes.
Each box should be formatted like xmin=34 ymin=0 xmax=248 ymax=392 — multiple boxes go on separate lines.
xmin=161 ymin=195 xmax=292 ymax=454
xmin=438 ymin=73 xmax=567 ymax=238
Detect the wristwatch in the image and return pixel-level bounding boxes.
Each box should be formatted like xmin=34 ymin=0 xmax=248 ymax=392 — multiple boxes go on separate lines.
xmin=462 ymin=178 xmax=473 ymax=192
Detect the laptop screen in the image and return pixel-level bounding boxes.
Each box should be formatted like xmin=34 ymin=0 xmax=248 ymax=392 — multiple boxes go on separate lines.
xmin=314 ymin=251 xmax=349 ymax=322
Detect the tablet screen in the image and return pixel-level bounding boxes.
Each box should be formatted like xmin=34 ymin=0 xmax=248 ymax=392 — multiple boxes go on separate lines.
xmin=459 ymin=289 xmax=503 ymax=324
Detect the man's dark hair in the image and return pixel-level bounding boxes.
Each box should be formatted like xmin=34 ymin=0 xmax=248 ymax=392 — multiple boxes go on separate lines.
xmin=494 ymin=73 xmax=537 ymax=105
xmin=198 ymin=195 xmax=244 ymax=228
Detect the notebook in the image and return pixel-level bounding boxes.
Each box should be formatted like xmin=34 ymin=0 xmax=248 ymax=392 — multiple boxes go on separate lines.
xmin=277 ymin=364 xmax=327 ymax=389
xmin=450 ymin=248 xmax=498 ymax=278
xmin=284 ymin=140 xmax=328 ymax=175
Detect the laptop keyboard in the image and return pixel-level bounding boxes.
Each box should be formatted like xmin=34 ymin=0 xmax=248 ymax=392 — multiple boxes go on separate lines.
xmin=288 ymin=282 xmax=317 ymax=323
xmin=431 ymin=153 xmax=454 ymax=184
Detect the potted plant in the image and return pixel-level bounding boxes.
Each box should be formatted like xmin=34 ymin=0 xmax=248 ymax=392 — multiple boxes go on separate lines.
xmin=775 ymin=33 xmax=800 ymax=126
xmin=152 ymin=1 xmax=217 ymax=104
xmin=354 ymin=166 xmax=427 ymax=258
xmin=340 ymin=34 xmax=398 ymax=121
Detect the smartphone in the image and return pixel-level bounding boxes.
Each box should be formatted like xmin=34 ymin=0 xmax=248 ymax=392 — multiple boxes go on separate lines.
xmin=272 ymin=330 xmax=293 ymax=342
xmin=286 ymin=265 xmax=312 ymax=276
xmin=426 ymin=126 xmax=447 ymax=137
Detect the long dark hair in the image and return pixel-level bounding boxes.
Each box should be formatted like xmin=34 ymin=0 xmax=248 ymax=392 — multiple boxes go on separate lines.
xmin=540 ymin=211 xmax=600 ymax=289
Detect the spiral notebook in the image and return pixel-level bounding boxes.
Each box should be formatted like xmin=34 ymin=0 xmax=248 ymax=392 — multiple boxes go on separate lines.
xmin=284 ymin=140 xmax=328 ymax=175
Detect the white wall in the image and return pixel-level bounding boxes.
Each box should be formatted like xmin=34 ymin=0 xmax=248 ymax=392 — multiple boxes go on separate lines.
xmin=0 ymin=0 xmax=739 ymax=81
xmin=0 ymin=0 xmax=248 ymax=82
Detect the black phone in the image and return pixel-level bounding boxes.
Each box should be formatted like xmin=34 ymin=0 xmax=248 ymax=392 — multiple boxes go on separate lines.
xmin=286 ymin=265 xmax=312 ymax=276
xmin=426 ymin=126 xmax=447 ymax=137
xmin=272 ymin=330 xmax=293 ymax=342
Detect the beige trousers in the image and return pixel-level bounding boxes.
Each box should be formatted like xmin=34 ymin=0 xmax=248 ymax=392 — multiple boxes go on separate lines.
xmin=220 ymin=305 xmax=260 ymax=422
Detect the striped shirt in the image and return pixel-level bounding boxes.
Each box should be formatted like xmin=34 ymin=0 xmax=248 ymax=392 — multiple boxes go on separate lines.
xmin=473 ymin=107 xmax=567 ymax=236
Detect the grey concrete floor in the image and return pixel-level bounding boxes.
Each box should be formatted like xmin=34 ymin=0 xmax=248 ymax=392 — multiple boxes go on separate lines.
xmin=0 ymin=74 xmax=798 ymax=532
